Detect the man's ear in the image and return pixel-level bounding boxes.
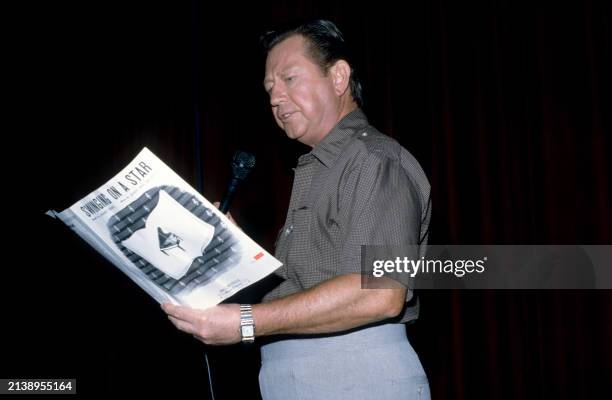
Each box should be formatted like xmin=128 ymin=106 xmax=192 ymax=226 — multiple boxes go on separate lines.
xmin=329 ymin=60 xmax=351 ymax=97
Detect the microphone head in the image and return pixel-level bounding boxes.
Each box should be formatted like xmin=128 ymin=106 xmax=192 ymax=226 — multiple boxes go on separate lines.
xmin=231 ymin=151 xmax=256 ymax=180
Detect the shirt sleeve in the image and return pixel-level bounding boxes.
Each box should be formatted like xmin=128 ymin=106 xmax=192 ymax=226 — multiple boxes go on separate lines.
xmin=338 ymin=150 xmax=424 ymax=287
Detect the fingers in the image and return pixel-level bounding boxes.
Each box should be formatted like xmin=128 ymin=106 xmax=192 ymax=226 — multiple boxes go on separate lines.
xmin=162 ymin=303 xmax=198 ymax=323
xmin=211 ymin=201 xmax=240 ymax=228
xmin=213 ymin=201 xmax=232 ymax=218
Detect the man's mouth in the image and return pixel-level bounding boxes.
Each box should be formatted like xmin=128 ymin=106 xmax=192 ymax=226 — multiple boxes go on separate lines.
xmin=279 ymin=112 xmax=295 ymax=122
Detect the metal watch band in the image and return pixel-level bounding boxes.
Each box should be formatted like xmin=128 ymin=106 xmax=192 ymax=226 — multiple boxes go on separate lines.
xmin=239 ymin=304 xmax=255 ymax=343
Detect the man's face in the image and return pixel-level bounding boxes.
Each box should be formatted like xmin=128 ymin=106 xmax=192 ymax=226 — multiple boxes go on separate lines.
xmin=264 ymin=35 xmax=341 ymax=147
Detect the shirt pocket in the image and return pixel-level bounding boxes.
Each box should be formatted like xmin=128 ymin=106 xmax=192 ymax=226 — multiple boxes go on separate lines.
xmin=285 ymin=206 xmax=313 ymax=276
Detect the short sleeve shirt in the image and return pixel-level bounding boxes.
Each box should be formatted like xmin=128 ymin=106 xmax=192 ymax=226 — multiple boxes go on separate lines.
xmin=263 ymin=109 xmax=431 ymax=323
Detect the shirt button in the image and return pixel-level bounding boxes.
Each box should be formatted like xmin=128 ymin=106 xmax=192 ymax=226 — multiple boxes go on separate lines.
xmin=285 ymin=225 xmax=293 ymax=235
xmin=362 ymin=132 xmax=368 ymax=136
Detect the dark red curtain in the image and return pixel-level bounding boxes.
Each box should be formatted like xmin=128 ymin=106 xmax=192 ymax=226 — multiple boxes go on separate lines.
xmin=10 ymin=0 xmax=610 ymax=398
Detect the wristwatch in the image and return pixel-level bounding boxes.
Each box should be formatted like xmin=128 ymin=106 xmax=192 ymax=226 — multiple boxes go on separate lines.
xmin=239 ymin=304 xmax=255 ymax=343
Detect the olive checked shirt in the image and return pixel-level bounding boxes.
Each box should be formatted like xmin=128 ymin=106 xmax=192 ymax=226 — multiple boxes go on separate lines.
xmin=263 ymin=109 xmax=431 ymax=323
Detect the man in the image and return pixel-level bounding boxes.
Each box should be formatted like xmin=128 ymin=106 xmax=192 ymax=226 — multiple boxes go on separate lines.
xmin=163 ymin=19 xmax=432 ymax=399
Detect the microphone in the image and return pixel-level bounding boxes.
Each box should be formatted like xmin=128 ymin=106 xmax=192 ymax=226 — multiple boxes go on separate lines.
xmin=219 ymin=151 xmax=256 ymax=214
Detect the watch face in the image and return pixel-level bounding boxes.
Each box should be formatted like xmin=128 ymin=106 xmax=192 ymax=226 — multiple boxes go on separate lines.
xmin=242 ymin=325 xmax=254 ymax=337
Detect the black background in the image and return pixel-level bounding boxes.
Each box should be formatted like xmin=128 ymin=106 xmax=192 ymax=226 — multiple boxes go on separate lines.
xmin=4 ymin=0 xmax=611 ymax=398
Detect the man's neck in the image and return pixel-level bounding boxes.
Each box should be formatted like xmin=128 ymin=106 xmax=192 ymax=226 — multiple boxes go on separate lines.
xmin=309 ymin=101 xmax=358 ymax=148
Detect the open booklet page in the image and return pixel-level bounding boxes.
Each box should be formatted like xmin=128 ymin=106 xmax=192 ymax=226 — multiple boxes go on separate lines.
xmin=49 ymin=147 xmax=282 ymax=309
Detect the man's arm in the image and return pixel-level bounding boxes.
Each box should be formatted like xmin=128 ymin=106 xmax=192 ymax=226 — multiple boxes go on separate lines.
xmin=162 ymin=274 xmax=406 ymax=345
xmin=254 ymin=273 xmax=405 ymax=336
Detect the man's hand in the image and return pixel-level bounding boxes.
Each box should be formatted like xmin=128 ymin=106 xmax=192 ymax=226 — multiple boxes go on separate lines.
xmin=161 ymin=303 xmax=241 ymax=345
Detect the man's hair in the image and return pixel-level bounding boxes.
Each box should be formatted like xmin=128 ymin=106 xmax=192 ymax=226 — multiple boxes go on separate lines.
xmin=260 ymin=19 xmax=364 ymax=108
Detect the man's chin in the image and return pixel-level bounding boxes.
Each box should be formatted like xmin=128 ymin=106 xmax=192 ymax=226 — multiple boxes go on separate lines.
xmin=284 ymin=129 xmax=301 ymax=140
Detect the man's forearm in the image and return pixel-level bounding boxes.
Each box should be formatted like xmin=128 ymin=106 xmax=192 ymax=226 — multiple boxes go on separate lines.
xmin=253 ymin=274 xmax=406 ymax=336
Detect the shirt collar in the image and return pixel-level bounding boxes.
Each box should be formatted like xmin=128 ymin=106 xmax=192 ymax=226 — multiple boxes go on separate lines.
xmin=309 ymin=108 xmax=369 ymax=168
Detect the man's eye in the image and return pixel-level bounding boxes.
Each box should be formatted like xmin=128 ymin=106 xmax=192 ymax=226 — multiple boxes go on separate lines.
xmin=285 ymin=76 xmax=295 ymax=83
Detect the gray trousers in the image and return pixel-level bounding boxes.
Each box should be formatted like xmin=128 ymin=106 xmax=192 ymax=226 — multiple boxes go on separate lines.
xmin=259 ymin=323 xmax=430 ymax=400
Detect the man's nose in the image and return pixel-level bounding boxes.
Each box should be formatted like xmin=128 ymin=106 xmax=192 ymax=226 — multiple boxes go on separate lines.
xmin=269 ymin=84 xmax=286 ymax=107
